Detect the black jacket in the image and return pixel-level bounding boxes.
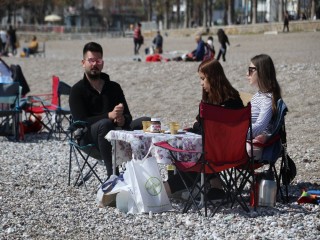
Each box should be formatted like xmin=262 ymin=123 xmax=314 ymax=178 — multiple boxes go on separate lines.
xmin=69 ymin=72 xmax=132 ymax=129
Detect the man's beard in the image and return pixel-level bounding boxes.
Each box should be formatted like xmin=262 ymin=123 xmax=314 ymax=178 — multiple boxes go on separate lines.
xmin=86 ymin=68 xmax=100 ymax=80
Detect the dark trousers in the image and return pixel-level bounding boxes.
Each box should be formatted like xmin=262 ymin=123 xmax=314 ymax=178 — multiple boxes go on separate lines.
xmin=81 ymin=117 xmax=151 ymax=176
xmin=216 ymin=48 xmax=227 ymax=62
xmin=134 ymin=39 xmax=141 ymax=55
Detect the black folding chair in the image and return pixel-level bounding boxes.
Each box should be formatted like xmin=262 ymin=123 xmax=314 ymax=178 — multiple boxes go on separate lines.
xmin=252 ymin=99 xmax=292 ymax=203
xmin=48 ymin=80 xmax=71 ymax=140
xmin=68 ymin=119 xmax=106 ymax=189
xmin=0 ymin=82 xmax=21 ymax=141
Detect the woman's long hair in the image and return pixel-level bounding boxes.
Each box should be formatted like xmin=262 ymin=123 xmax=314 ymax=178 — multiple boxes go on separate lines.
xmin=217 ymin=29 xmax=227 ymax=44
xmin=251 ymin=54 xmax=282 ymax=114
xmin=198 ymin=59 xmax=240 ymax=105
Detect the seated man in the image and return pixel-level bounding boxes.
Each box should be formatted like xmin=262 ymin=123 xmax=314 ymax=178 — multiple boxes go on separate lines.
xmin=184 ymin=35 xmax=205 ymax=62
xmin=172 ymin=35 xmax=205 ymax=62
xmin=69 ymin=42 xmax=148 ymax=178
xmin=22 ymin=35 xmax=38 ymax=57
xmin=152 ymin=30 xmax=163 ymax=54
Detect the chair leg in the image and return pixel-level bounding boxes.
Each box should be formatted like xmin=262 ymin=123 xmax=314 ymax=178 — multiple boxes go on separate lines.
xmin=72 ymin=146 xmax=89 ymax=190
xmin=68 ymin=143 xmax=73 ymax=186
xmin=69 ymin=144 xmax=103 ymax=190
xmin=50 ymin=113 xmax=70 ymax=141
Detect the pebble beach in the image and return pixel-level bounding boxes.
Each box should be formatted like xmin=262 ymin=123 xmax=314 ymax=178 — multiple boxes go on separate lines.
xmin=1 ymin=31 xmax=320 ymax=239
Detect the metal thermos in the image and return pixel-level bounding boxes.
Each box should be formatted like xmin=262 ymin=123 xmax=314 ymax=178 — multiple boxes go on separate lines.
xmin=167 ymin=164 xmax=176 ymax=179
xmin=258 ymin=179 xmax=277 ymax=207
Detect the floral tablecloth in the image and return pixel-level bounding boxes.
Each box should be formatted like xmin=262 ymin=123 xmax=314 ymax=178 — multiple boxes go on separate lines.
xmin=105 ymin=130 xmax=202 ymax=164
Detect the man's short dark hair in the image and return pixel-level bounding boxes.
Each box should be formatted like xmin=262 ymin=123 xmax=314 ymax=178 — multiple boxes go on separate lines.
xmin=83 ymin=42 xmax=103 ymax=57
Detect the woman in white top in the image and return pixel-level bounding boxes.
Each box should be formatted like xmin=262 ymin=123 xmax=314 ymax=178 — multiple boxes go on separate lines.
xmin=247 ymin=54 xmax=282 ymax=159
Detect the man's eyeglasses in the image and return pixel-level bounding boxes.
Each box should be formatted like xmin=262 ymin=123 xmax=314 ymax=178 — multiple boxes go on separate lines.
xmin=85 ymin=58 xmax=103 ymax=65
xmin=248 ymin=67 xmax=257 ymax=76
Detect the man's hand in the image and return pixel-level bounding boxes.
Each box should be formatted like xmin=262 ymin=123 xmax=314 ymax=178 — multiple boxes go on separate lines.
xmin=108 ymin=103 xmax=123 ymax=120
xmin=108 ymin=103 xmax=125 ymax=126
xmin=115 ymin=115 xmax=125 ymax=127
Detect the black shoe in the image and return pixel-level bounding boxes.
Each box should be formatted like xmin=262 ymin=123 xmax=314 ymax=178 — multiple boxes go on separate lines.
xmin=207 ymin=188 xmax=226 ymax=201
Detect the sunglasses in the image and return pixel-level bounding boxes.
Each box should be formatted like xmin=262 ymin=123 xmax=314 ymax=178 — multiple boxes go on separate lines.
xmin=248 ymin=67 xmax=257 ymax=76
xmin=85 ymin=58 xmax=104 ymax=65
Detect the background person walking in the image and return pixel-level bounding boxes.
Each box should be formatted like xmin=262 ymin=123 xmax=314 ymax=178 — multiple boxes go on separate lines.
xmin=133 ymin=22 xmax=143 ymax=55
xmin=283 ymin=11 xmax=290 ymax=32
xmin=216 ymin=29 xmax=230 ymax=62
xmin=8 ymin=25 xmax=17 ymax=55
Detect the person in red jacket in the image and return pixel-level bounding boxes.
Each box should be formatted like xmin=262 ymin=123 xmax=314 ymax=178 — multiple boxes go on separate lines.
xmin=133 ymin=22 xmax=143 ymax=55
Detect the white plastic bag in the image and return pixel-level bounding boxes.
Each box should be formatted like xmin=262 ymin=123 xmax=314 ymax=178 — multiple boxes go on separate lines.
xmin=125 ymin=156 xmax=172 ymax=214
xmin=96 ymin=175 xmax=121 ymax=208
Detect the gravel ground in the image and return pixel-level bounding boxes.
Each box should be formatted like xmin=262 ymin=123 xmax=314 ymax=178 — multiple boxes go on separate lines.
xmin=1 ymin=31 xmax=319 ymax=239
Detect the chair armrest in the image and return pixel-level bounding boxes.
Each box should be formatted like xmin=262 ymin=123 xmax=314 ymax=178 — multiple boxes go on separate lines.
xmin=249 ymin=134 xmax=281 ymax=148
xmin=154 ymin=141 xmax=202 ymax=154
xmin=68 ymin=120 xmax=88 ymax=132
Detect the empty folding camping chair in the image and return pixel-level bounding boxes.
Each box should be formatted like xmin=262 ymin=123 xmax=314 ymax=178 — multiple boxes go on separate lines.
xmin=47 ymin=79 xmax=71 ymax=140
xmin=23 ymin=75 xmax=60 ymax=139
xmin=0 ymin=82 xmax=22 ymax=141
xmin=155 ymin=101 xmax=255 ymax=217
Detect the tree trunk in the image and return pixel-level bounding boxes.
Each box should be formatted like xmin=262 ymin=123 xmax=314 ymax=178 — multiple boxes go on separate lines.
xmin=164 ymin=0 xmax=170 ymax=29
xmin=311 ymin=0 xmax=316 ymax=19
xmin=203 ymin=0 xmax=208 ymax=27
xmin=209 ymin=0 xmax=213 ymax=26
xmin=149 ymin=0 xmax=153 ymax=21
xmin=184 ymin=0 xmax=190 ymax=28
xmin=279 ymin=0 xmax=283 ymax=22
xmin=176 ymin=0 xmax=180 ymax=28
xmin=227 ymin=0 xmax=232 ymax=25
xmin=252 ymin=0 xmax=257 ymax=24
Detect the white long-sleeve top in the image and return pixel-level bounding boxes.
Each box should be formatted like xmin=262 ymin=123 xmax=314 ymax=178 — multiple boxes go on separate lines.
xmin=250 ymin=91 xmax=273 ymax=138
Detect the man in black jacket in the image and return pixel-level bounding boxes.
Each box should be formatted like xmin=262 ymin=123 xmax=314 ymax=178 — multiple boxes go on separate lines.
xmin=69 ymin=42 xmax=132 ymax=176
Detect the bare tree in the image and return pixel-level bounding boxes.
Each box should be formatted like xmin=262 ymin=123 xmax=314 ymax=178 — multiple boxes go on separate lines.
xmin=176 ymin=0 xmax=180 ymax=28
xmin=202 ymin=0 xmax=208 ymax=27
xmin=208 ymin=0 xmax=213 ymax=26
xmin=163 ymin=0 xmax=171 ymax=29
xmin=252 ymin=0 xmax=257 ymax=23
xmin=311 ymin=0 xmax=316 ymax=19
xmin=279 ymin=0 xmax=283 ymax=22
xmin=227 ymin=0 xmax=232 ymax=25
xmin=184 ymin=0 xmax=191 ymax=28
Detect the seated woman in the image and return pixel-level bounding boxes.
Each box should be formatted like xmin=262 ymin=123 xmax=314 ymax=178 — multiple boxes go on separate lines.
xmin=22 ymin=35 xmax=38 ymax=57
xmin=164 ymin=59 xmax=244 ymax=200
xmin=246 ymin=54 xmax=282 ymax=160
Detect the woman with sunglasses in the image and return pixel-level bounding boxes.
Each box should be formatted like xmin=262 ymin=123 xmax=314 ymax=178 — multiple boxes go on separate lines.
xmin=247 ymin=54 xmax=282 ymax=159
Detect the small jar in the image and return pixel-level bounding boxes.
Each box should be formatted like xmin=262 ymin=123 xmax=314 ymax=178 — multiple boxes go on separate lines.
xmin=150 ymin=118 xmax=161 ymax=133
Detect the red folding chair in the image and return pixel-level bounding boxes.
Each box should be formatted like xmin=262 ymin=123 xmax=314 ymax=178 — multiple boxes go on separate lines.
xmin=23 ymin=75 xmax=59 ymax=139
xmin=155 ymin=102 xmax=254 ymax=217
